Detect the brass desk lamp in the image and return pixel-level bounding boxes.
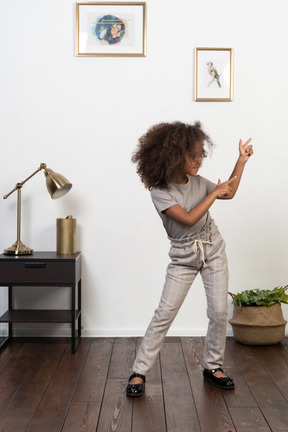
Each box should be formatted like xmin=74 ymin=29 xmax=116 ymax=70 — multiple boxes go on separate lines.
xmin=3 ymin=163 xmax=72 ymax=255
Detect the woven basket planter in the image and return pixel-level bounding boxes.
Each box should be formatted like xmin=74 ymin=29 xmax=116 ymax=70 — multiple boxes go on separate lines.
xmin=229 ymin=302 xmax=287 ymax=345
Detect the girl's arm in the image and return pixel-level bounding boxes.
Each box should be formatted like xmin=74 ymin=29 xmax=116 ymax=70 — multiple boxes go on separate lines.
xmin=165 ymin=137 xmax=253 ymax=227
xmin=165 ymin=176 xmax=236 ymax=227
xmin=218 ymin=138 xmax=253 ymax=200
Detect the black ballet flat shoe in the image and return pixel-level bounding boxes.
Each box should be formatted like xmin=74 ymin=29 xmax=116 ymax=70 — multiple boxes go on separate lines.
xmin=203 ymin=368 xmax=234 ymax=390
xmin=126 ymin=373 xmax=146 ymax=397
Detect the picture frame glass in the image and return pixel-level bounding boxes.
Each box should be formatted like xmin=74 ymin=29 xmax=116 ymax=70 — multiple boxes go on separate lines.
xmin=195 ymin=48 xmax=233 ymax=101
xmin=77 ymin=2 xmax=146 ymax=57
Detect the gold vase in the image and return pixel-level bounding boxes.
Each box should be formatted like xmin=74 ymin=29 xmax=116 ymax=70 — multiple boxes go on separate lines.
xmin=56 ymin=216 xmax=76 ymax=254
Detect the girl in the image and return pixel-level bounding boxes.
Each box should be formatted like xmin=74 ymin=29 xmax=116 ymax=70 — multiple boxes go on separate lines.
xmin=127 ymin=121 xmax=253 ymax=396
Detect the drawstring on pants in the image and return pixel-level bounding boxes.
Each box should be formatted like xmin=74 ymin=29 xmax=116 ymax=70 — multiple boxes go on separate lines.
xmin=168 ymin=220 xmax=216 ymax=267
xmin=192 ymin=238 xmax=212 ymax=267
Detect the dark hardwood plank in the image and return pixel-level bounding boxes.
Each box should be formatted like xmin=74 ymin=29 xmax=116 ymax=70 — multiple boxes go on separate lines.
xmin=0 ymin=337 xmax=25 ymax=373
xmin=229 ymin=407 xmax=270 ymax=432
xmin=227 ymin=339 xmax=288 ymax=431
xmin=62 ymin=402 xmax=101 ymax=432
xmin=281 ymin=337 xmax=288 ymax=351
xmin=1 ymin=336 xmax=288 ymax=432
xmin=108 ymin=337 xmax=136 ymax=379
xmin=0 ymin=339 xmax=46 ymax=418
xmin=71 ymin=337 xmax=113 ymax=402
xmin=181 ymin=337 xmax=235 ymax=432
xmin=62 ymin=338 xmax=113 ymax=432
xmin=96 ymin=378 xmax=133 ymax=432
xmin=0 ymin=341 xmax=67 ymax=432
xmin=274 ymin=340 xmax=288 ymax=363
xmin=132 ymin=353 xmax=166 ymax=432
xmin=161 ymin=339 xmax=201 ymax=432
xmin=27 ymin=339 xmax=91 ymax=432
xmin=253 ymin=344 xmax=288 ymax=401
xmin=223 ymin=338 xmax=258 ymax=408
xmin=96 ymin=337 xmax=135 ymax=431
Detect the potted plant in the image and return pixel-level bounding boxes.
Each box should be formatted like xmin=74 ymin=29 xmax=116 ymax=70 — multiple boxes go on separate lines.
xmin=228 ymin=286 xmax=288 ymax=345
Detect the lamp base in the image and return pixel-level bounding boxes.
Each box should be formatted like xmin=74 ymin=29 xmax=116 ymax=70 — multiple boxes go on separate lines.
xmin=4 ymin=240 xmax=33 ymax=255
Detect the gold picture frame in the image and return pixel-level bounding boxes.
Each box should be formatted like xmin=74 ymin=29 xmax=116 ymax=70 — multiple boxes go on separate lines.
xmin=76 ymin=2 xmax=146 ymax=57
xmin=195 ymin=48 xmax=233 ymax=101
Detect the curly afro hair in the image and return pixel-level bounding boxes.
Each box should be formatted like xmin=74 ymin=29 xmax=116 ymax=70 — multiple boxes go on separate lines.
xmin=131 ymin=121 xmax=214 ymax=189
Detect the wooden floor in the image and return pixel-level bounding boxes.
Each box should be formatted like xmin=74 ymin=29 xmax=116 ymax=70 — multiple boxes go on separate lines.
xmin=1 ymin=337 xmax=288 ymax=432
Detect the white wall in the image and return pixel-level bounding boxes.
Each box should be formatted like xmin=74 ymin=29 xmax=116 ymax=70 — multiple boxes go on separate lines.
xmin=1 ymin=0 xmax=288 ymax=338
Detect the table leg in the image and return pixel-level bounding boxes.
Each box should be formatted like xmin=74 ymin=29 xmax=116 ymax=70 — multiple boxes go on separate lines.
xmin=71 ymin=279 xmax=81 ymax=353
xmin=78 ymin=279 xmax=82 ymax=338
xmin=8 ymin=286 xmax=12 ymax=338
xmin=0 ymin=286 xmax=12 ymax=349
xmin=71 ymin=284 xmax=76 ymax=353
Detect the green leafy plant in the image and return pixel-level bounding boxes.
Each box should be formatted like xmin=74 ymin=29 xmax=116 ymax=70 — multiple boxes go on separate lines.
xmin=230 ymin=286 xmax=288 ymax=307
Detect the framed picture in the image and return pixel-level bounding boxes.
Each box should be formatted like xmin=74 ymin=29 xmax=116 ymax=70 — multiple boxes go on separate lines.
xmin=76 ymin=2 xmax=146 ymax=57
xmin=195 ymin=48 xmax=233 ymax=101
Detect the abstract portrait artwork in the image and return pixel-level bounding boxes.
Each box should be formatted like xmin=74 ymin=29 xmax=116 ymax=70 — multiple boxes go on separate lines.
xmin=76 ymin=2 xmax=146 ymax=57
xmin=195 ymin=48 xmax=233 ymax=101
xmin=93 ymin=15 xmax=125 ymax=45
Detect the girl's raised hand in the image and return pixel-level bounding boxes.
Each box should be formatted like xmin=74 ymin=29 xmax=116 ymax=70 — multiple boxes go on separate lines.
xmin=239 ymin=138 xmax=253 ymax=161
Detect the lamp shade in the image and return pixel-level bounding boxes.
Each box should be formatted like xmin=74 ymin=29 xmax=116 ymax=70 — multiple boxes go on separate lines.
xmin=45 ymin=168 xmax=72 ymax=199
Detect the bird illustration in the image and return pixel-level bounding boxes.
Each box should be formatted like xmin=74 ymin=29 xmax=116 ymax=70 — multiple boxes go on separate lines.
xmin=207 ymin=62 xmax=221 ymax=87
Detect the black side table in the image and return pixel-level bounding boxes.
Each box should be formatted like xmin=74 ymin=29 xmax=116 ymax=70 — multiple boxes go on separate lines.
xmin=0 ymin=251 xmax=81 ymax=353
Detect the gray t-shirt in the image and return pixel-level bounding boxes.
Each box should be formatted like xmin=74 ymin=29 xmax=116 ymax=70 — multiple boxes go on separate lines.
xmin=150 ymin=175 xmax=216 ymax=239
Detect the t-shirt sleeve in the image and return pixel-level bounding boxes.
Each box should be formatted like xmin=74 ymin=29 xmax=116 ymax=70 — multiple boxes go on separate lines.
xmin=150 ymin=187 xmax=177 ymax=214
xmin=204 ymin=178 xmax=216 ymax=194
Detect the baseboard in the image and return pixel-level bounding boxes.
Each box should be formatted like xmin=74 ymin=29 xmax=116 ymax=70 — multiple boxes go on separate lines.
xmin=0 ymin=324 xmax=235 ymax=338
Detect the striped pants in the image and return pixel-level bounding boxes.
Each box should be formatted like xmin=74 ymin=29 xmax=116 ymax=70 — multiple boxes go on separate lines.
xmin=133 ymin=220 xmax=229 ymax=375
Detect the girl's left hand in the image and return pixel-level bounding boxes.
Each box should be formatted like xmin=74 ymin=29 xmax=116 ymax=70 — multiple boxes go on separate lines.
xmin=239 ymin=138 xmax=253 ymax=161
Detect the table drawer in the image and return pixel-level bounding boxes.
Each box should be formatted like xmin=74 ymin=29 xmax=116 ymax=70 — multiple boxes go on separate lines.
xmin=0 ymin=261 xmax=76 ymax=284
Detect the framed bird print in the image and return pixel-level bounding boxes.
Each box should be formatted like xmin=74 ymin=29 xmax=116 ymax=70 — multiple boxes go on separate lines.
xmin=76 ymin=2 xmax=146 ymax=57
xmin=195 ymin=48 xmax=233 ymax=101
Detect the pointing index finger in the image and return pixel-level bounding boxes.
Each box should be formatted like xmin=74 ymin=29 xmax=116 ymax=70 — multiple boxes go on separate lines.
xmin=227 ymin=176 xmax=237 ymax=184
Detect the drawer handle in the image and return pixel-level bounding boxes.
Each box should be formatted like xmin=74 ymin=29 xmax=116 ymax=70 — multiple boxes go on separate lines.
xmin=25 ymin=262 xmax=46 ymax=268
